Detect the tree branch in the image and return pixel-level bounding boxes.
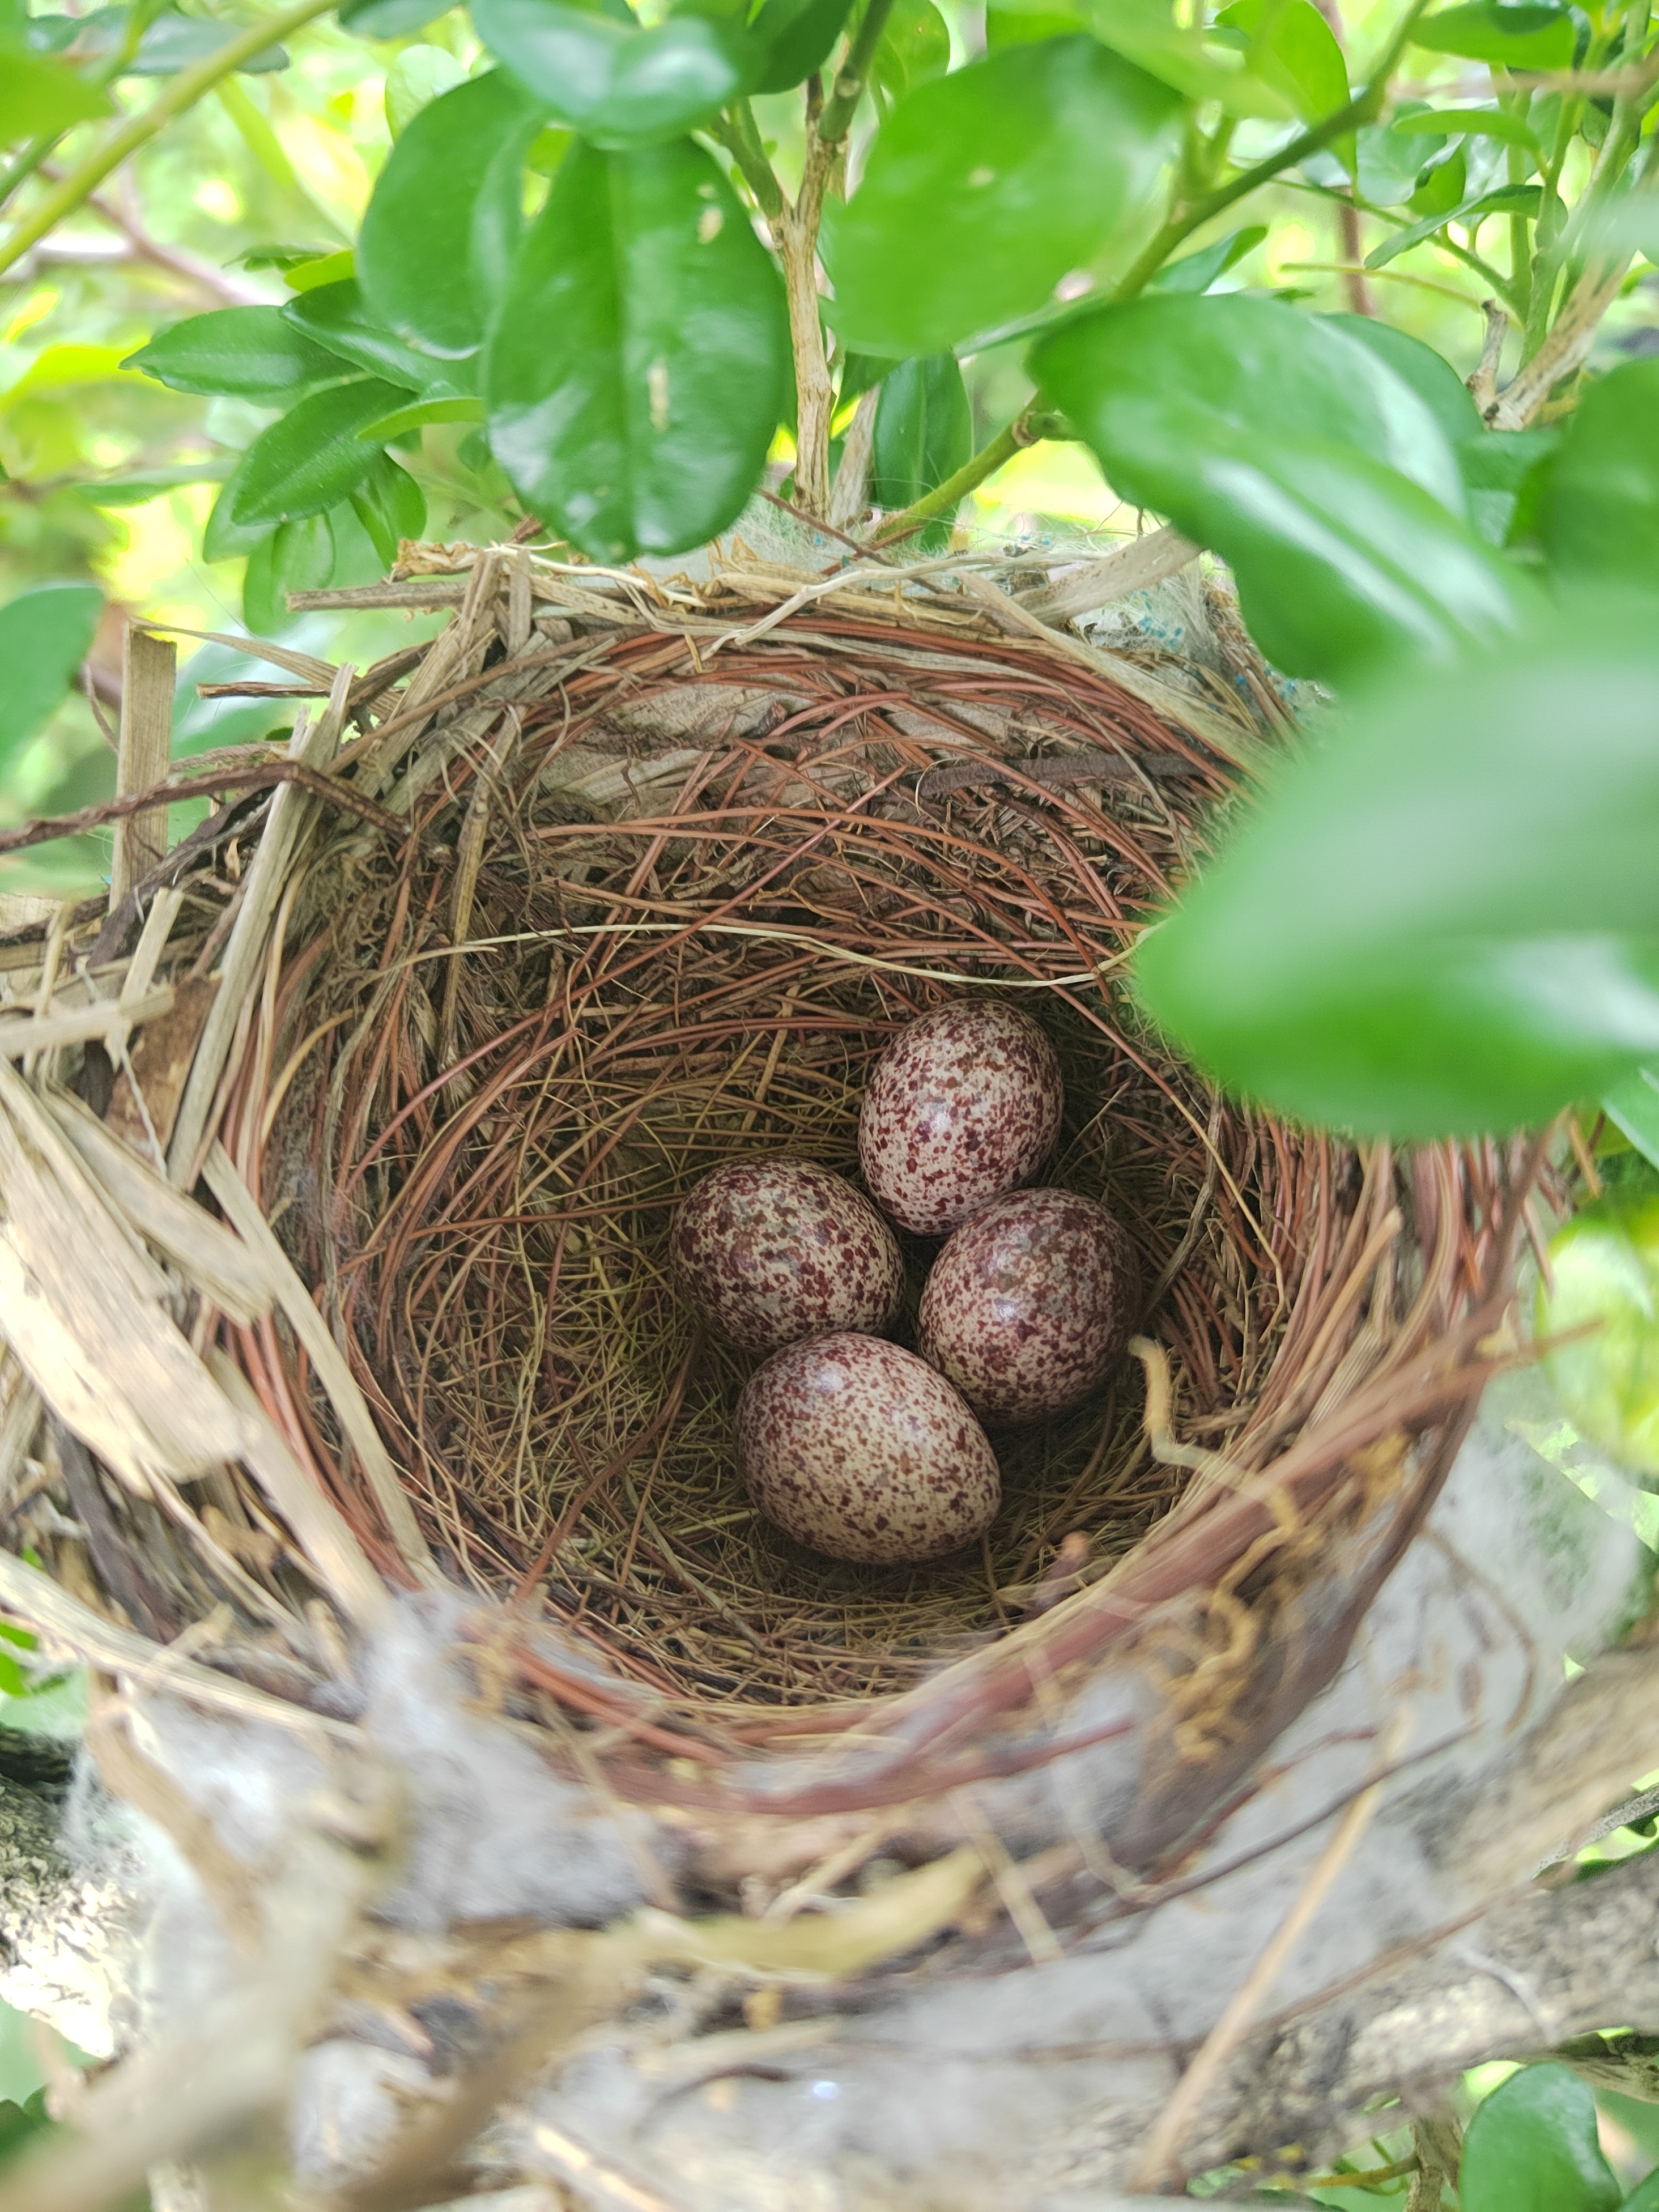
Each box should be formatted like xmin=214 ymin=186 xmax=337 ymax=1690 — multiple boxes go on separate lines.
xmin=0 ymin=0 xmax=338 ymax=282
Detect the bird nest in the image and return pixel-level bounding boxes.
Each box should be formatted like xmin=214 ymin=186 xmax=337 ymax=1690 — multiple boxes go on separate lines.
xmin=0 ymin=540 xmax=1534 ymax=1848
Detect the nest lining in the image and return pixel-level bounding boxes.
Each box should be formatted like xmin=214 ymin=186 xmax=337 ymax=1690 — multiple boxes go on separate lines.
xmin=192 ymin=567 xmax=1458 ymax=1725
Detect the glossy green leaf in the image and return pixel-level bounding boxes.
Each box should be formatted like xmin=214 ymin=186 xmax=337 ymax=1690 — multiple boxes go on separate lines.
xmin=870 ymin=354 xmax=972 ymax=550
xmin=358 ymin=394 xmax=485 ymax=440
xmin=1037 ymin=294 xmax=1467 ymax=512
xmin=869 ymin=0 xmax=950 ymax=101
xmin=469 ymin=0 xmax=753 ymax=140
xmin=358 ymin=70 xmax=549 ymax=359
xmin=350 ymin=452 xmax=427 ymax=567
xmin=1392 ymin=102 xmax=1542 ymax=150
xmin=1367 ymin=181 xmax=1539 ymax=268
xmin=1542 ymin=358 xmax=1659 ymax=589
xmin=748 ymin=0 xmax=853 ymax=88
xmin=1407 ymin=141 xmax=1466 ymax=219
xmin=282 ymin=280 xmax=474 ymax=396
xmin=339 ymin=0 xmax=455 ymax=37
xmin=1134 ymin=612 xmax=1659 ymax=1135
xmin=486 ymin=137 xmax=789 ymax=559
xmin=384 ymin=41 xmax=466 ymax=134
xmin=839 ymin=351 xmax=895 ymax=404
xmin=826 ymin=38 xmax=1181 ymax=358
xmin=0 ymin=584 xmax=103 ymax=758
xmin=1603 ymin=1066 xmax=1659 ymax=1172
xmin=230 ymin=380 xmax=414 ymax=526
xmin=1215 ymin=0 xmax=1350 ymax=172
xmin=0 ymin=52 xmax=112 ymax=139
xmin=243 ymin=512 xmax=335 ymax=634
xmin=1148 ymin=224 xmax=1266 ymax=292
xmin=124 ymin=306 xmax=348 ymax=399
xmin=1320 ymin=313 xmax=1481 ymax=449
xmin=1461 ymin=2066 xmax=1620 ymax=2212
xmin=1413 ymin=0 xmax=1574 ymax=66
xmin=1035 ymin=297 xmax=1529 ymax=682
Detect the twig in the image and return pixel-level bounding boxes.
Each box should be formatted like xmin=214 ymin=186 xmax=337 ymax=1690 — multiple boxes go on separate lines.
xmin=1467 ymin=297 xmax=1509 ymax=416
xmin=0 ymin=0 xmax=339 ymax=280
xmin=1130 ymin=1712 xmax=1412 ymax=2188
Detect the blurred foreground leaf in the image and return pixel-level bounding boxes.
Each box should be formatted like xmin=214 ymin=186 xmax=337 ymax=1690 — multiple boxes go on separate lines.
xmin=1133 ymin=610 xmax=1659 ymax=1134
xmin=0 ymin=585 xmax=103 ymax=759
xmin=1459 ymin=2065 xmax=1620 ymax=2212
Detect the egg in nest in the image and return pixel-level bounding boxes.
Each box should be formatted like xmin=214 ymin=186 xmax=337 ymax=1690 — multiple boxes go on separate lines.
xmin=736 ymin=1333 xmax=1001 ymax=1563
xmin=670 ymin=1160 xmax=904 ymax=1354
xmin=858 ymin=1001 xmax=1063 ymax=1236
xmin=918 ymin=1187 xmax=1139 ymax=1424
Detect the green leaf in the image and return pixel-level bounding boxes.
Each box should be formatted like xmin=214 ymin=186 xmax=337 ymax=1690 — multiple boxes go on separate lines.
xmin=0 ymin=2093 xmax=54 ymax=2169
xmin=1320 ymin=313 xmax=1481 ymax=449
xmin=825 ymin=37 xmax=1181 ymax=358
xmin=1079 ymin=0 xmax=1292 ymax=112
xmin=869 ymin=354 xmax=972 ymax=548
xmin=1458 ymin=423 xmax=1557 ymax=491
xmin=124 ymin=306 xmax=347 ymax=399
xmin=339 ymin=0 xmax=455 ymax=36
xmin=1367 ymin=182 xmax=1541 ymax=269
xmin=1603 ymin=1066 xmax=1659 ymax=1171
xmin=350 ymin=450 xmax=427 ymax=566
xmin=869 ymin=0 xmax=950 ymax=101
xmin=986 ymin=0 xmax=1084 ymax=44
xmin=469 ymin=0 xmax=753 ymax=140
xmin=125 ymin=9 xmax=288 ymax=71
xmin=1133 ymin=610 xmax=1659 ymax=1136
xmin=1621 ymin=2164 xmax=1659 ymax=2211
xmin=839 ymin=351 xmax=895 ymax=403
xmin=357 ymin=394 xmax=485 ymax=440
xmin=1035 ymin=296 xmax=1532 ymax=683
xmin=0 ymin=1657 xmax=29 ymax=1699
xmin=243 ymin=512 xmax=335 ymax=633
xmin=750 ymin=0 xmax=854 ymax=87
xmin=285 ymin=248 xmax=355 ymax=293
xmin=281 ymin=280 xmax=474 ymax=396
xmin=1303 ymin=104 xmax=1447 ymax=203
xmin=230 ymin=380 xmax=414 ymax=526
xmin=1542 ymin=358 xmax=1659 ymax=590
xmin=1392 ymin=102 xmax=1542 ymax=150
xmin=1148 ymin=224 xmax=1266 ymax=292
xmin=1036 ymin=293 xmax=1468 ymax=513
xmin=0 ymin=52 xmax=112 ymax=139
xmin=384 ymin=41 xmax=466 ymax=134
xmin=1461 ymin=2066 xmax=1621 ymax=2212
xmin=1412 ymin=0 xmax=1575 ymax=67
xmin=204 ymin=456 xmax=274 ymax=562
xmin=358 ymin=69 xmax=550 ymax=359
xmin=486 ymin=135 xmax=789 ymax=559
xmin=1215 ymin=0 xmax=1350 ymax=172
xmin=0 ymin=584 xmax=103 ymax=759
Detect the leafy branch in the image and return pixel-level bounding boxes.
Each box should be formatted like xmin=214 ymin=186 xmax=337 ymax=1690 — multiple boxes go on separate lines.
xmin=0 ymin=0 xmax=339 ymax=282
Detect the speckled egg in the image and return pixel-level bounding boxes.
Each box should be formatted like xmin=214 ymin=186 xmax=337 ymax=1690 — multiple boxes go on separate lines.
xmin=918 ymin=1188 xmax=1139 ymax=1425
xmin=858 ymin=1002 xmax=1064 ymax=1236
xmin=670 ymin=1160 xmax=904 ymax=1354
xmin=736 ymin=1333 xmax=1001 ymax=1563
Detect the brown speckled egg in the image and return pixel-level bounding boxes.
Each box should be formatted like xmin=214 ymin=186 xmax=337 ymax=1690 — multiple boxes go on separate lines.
xmin=918 ymin=1188 xmax=1139 ymax=1425
xmin=736 ymin=1333 xmax=1001 ymax=1563
xmin=858 ymin=1002 xmax=1064 ymax=1236
xmin=670 ymin=1160 xmax=903 ymax=1354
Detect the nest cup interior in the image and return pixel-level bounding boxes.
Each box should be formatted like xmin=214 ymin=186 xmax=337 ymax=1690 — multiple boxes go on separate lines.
xmin=269 ymin=610 xmax=1292 ymax=1715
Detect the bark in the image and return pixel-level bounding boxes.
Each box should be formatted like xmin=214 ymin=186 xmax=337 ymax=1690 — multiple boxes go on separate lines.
xmin=1187 ymin=1845 xmax=1659 ymax=2180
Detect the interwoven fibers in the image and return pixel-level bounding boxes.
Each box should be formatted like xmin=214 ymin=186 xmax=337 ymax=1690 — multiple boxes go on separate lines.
xmin=217 ymin=575 xmax=1508 ymax=1735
